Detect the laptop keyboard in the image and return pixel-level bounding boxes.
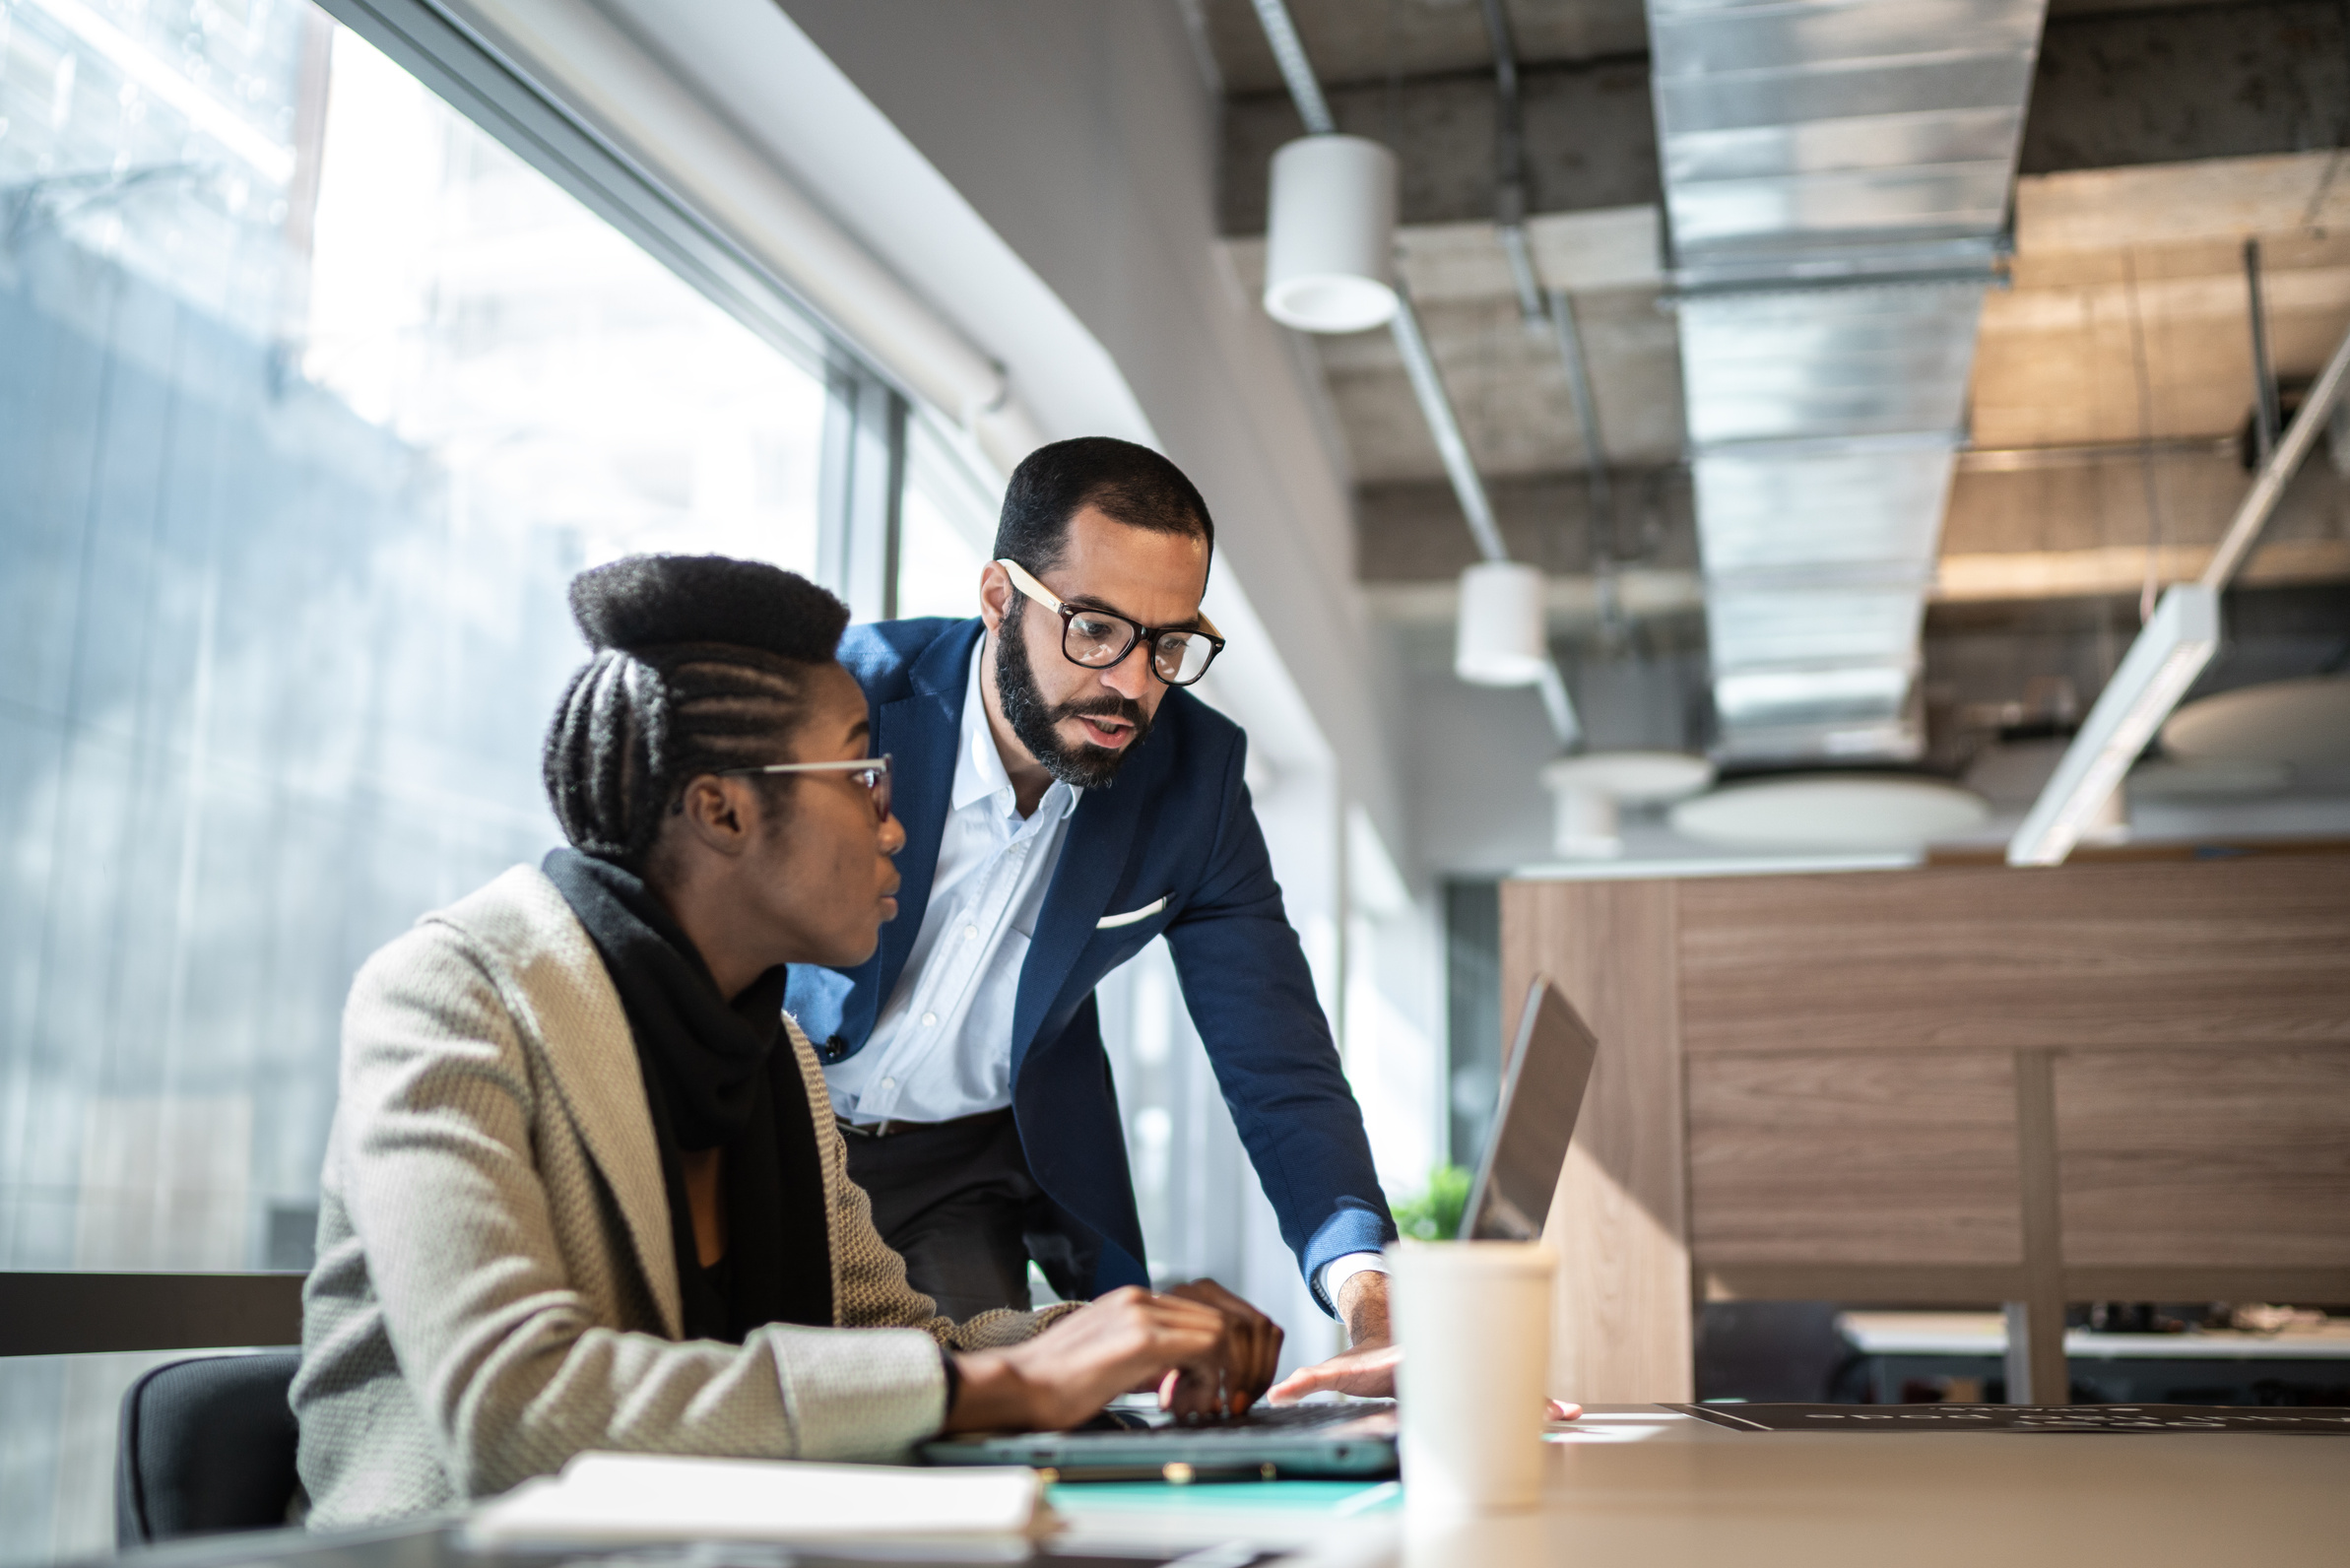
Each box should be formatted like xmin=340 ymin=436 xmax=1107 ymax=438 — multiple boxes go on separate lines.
xmin=1100 ymin=1400 xmax=1396 ymax=1435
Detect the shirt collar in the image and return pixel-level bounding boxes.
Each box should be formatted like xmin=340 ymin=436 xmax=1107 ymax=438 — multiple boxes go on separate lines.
xmin=952 ymin=641 xmax=1079 ymax=822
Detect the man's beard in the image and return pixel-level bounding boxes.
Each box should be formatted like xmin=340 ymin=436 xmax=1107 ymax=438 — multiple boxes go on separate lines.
xmin=996 ymin=605 xmax=1153 ymax=791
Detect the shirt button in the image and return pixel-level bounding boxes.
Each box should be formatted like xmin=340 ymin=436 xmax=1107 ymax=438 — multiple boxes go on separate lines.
xmin=922 ymin=1012 xmax=938 ymax=1027
xmin=963 ymin=926 xmax=978 ymax=941
xmin=880 ymin=1077 xmax=895 ymax=1092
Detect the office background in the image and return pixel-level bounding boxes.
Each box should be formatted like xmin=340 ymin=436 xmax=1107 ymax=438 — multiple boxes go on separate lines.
xmin=4 ymin=0 xmax=2345 ymax=1561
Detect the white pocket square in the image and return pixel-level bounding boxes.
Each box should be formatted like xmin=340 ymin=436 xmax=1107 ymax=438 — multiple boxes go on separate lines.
xmin=1096 ymin=896 xmax=1167 ymax=930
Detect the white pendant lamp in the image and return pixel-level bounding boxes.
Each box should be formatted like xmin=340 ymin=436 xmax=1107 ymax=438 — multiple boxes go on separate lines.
xmin=1454 ymin=560 xmax=1548 ymax=686
xmin=2160 ymin=676 xmax=2350 ymax=769
xmin=1540 ymin=752 xmax=1717 ymax=859
xmin=2126 ymin=756 xmax=2291 ymax=799
xmin=1545 ymin=783 xmax=1623 ymax=859
xmin=1672 ymin=775 xmax=1991 ymax=852
xmin=1263 ymin=135 xmax=1399 ymax=334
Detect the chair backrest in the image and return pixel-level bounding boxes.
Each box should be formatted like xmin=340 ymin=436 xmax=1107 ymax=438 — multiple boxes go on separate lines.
xmin=115 ymin=1352 xmax=302 ymax=1546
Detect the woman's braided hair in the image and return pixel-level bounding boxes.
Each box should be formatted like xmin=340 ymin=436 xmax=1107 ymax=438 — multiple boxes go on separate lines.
xmin=543 ymin=555 xmax=851 ymax=869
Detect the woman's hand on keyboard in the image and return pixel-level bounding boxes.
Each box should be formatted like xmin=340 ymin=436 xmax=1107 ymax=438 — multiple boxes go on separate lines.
xmin=942 ymin=1282 xmax=1280 ymax=1432
xmin=1158 ymin=1278 xmax=1285 ymax=1418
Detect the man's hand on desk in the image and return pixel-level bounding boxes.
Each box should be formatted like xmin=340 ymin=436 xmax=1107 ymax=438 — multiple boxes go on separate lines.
xmin=941 ymin=1279 xmax=1282 ymax=1432
xmin=1263 ymin=1271 xmax=1584 ymax=1419
xmin=1267 ymin=1269 xmax=1398 ymax=1402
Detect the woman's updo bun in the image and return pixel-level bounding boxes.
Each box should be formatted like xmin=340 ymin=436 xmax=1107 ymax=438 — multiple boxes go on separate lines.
xmin=568 ymin=553 xmax=848 ymax=662
xmin=543 ymin=555 xmax=851 ymax=867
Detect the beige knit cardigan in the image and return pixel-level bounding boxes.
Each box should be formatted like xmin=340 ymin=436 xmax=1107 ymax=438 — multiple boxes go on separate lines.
xmin=293 ymin=865 xmax=1068 ymax=1529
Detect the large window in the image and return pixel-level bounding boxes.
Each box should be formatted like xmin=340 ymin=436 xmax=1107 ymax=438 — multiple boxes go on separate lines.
xmin=0 ymin=1 xmax=889 ymax=1557
xmin=895 ymin=414 xmax=999 ymax=621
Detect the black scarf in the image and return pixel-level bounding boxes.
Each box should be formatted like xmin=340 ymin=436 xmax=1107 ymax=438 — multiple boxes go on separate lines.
xmin=543 ymin=849 xmax=832 ymax=1339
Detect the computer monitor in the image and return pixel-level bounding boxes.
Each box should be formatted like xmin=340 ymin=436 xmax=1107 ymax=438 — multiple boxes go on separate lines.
xmin=1462 ymin=976 xmax=1600 ymax=1242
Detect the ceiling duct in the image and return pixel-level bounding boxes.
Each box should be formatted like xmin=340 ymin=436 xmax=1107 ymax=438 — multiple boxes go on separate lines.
xmin=1648 ymin=0 xmax=2048 ymax=762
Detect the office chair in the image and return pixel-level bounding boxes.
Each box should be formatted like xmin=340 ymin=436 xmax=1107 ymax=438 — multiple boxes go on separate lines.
xmin=115 ymin=1352 xmax=302 ymax=1545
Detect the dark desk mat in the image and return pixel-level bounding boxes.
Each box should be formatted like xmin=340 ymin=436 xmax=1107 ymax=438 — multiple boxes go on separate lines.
xmin=1667 ymin=1404 xmax=2350 ymax=1433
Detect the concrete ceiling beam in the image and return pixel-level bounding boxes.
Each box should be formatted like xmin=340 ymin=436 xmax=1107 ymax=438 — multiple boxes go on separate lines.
xmin=1219 ymin=55 xmax=1660 ymax=234
xmin=1198 ymin=0 xmax=1652 ymax=99
xmin=1355 ymin=469 xmax=1697 ymax=585
xmin=1213 ymin=0 xmax=2348 ymax=238
xmin=1356 ymin=443 xmax=2350 ymax=604
xmin=2020 ymin=0 xmax=2350 ymax=176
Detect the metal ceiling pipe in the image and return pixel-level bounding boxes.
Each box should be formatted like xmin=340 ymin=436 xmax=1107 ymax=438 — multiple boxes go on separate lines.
xmin=1549 ymin=290 xmax=1614 ymax=528
xmin=1388 ymin=291 xmax=1509 ymax=565
xmin=1476 ymin=0 xmax=1544 ymax=324
xmin=1476 ymin=0 xmax=1612 ymax=518
xmin=1247 ymin=0 xmax=1333 ymax=135
xmin=1476 ymin=0 xmax=1626 ymax=663
xmin=2246 ymin=238 xmax=2281 ymax=467
xmin=1249 ymin=0 xmax=1581 ymax=748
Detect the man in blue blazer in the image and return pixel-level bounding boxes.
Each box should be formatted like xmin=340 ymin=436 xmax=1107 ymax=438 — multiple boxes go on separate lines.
xmin=786 ymin=437 xmax=1398 ymax=1392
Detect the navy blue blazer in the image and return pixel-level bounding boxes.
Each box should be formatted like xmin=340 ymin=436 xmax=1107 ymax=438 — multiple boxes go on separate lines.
xmin=785 ymin=618 xmax=1395 ymax=1306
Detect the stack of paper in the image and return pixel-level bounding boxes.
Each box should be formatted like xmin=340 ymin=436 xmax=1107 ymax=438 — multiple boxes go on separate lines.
xmin=465 ymin=1452 xmax=1051 ymax=1545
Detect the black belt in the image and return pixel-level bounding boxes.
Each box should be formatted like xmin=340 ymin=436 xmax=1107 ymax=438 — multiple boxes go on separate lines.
xmin=835 ymin=1107 xmax=1012 ymax=1141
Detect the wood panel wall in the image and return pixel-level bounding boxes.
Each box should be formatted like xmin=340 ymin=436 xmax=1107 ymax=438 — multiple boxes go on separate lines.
xmin=1499 ymin=881 xmax=1691 ymax=1405
xmin=1503 ymin=856 xmax=2350 ymax=1402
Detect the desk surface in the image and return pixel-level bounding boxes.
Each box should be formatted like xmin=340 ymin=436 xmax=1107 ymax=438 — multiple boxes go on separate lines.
xmin=101 ymin=1409 xmax=2350 ymax=1568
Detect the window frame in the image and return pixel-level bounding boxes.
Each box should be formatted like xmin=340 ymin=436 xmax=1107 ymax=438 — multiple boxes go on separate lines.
xmin=0 ymin=0 xmax=919 ymax=1353
xmin=317 ymin=0 xmax=915 ymax=617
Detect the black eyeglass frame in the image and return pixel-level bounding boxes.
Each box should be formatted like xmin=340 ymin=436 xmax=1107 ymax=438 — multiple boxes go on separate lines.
xmin=716 ymin=754 xmax=893 ymax=823
xmin=996 ymin=558 xmax=1227 ymax=687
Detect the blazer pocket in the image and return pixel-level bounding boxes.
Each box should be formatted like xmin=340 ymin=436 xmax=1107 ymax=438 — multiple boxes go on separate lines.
xmin=1096 ymin=896 xmax=1168 ymax=930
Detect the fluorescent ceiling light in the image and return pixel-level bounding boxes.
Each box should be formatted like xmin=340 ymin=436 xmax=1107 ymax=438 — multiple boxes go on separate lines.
xmin=2007 ymin=584 xmax=2221 ymax=867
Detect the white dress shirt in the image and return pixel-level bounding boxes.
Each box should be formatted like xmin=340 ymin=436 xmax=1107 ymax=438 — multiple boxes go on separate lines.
xmin=822 ymin=642 xmax=1389 ymax=1308
xmin=825 ymin=645 xmax=1079 ymax=1126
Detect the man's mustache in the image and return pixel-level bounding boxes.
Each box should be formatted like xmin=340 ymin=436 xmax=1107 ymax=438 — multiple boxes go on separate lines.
xmin=1052 ymin=693 xmax=1148 ymax=729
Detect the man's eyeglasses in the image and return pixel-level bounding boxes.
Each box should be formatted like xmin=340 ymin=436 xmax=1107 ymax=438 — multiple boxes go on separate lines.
xmin=997 ymin=558 xmax=1226 ymax=687
xmin=718 ymin=754 xmax=893 ymax=823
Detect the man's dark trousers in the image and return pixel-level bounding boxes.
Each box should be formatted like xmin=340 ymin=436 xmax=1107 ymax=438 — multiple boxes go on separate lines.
xmin=838 ymin=1110 xmax=1096 ymax=1319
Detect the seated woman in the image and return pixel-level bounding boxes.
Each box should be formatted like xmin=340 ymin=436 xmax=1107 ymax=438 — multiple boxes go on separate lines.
xmin=294 ymin=555 xmax=1280 ymax=1529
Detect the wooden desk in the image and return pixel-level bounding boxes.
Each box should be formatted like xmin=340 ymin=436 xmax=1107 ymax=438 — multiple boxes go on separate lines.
xmin=1501 ymin=857 xmax=2350 ymax=1405
xmin=93 ymin=1411 xmax=2349 ymax=1568
xmin=1398 ymin=1407 xmax=2348 ymax=1566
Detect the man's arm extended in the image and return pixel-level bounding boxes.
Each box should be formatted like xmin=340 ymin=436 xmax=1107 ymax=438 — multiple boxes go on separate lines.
xmin=1159 ymin=742 xmax=1397 ymax=1313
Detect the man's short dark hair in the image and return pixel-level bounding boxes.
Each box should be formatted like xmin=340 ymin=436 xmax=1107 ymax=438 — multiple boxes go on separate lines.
xmin=992 ymin=436 xmax=1214 ymax=576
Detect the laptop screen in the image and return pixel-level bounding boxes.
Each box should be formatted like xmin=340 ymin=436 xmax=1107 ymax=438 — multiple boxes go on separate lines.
xmin=1462 ymin=977 xmax=1599 ymax=1242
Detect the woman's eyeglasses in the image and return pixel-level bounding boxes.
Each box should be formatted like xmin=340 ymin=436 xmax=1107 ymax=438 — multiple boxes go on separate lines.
xmin=719 ymin=754 xmax=892 ymax=823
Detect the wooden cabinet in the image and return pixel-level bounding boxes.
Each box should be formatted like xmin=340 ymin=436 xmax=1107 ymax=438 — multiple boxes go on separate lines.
xmin=1501 ymin=857 xmax=2350 ymax=1405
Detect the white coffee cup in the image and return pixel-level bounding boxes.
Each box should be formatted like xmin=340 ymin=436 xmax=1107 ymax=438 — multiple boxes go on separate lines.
xmin=1386 ymin=1238 xmax=1556 ymax=1515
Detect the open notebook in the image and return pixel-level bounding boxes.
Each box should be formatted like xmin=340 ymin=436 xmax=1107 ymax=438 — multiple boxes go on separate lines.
xmin=465 ymin=1452 xmax=1051 ymax=1544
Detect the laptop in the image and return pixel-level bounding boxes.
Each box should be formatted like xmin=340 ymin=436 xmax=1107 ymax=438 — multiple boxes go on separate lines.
xmin=919 ymin=976 xmax=1600 ymax=1481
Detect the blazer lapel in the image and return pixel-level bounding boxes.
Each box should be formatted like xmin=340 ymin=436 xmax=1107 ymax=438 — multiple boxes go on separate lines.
xmin=868 ymin=621 xmax=981 ymax=1015
xmin=1012 ymin=766 xmax=1148 ymax=1078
